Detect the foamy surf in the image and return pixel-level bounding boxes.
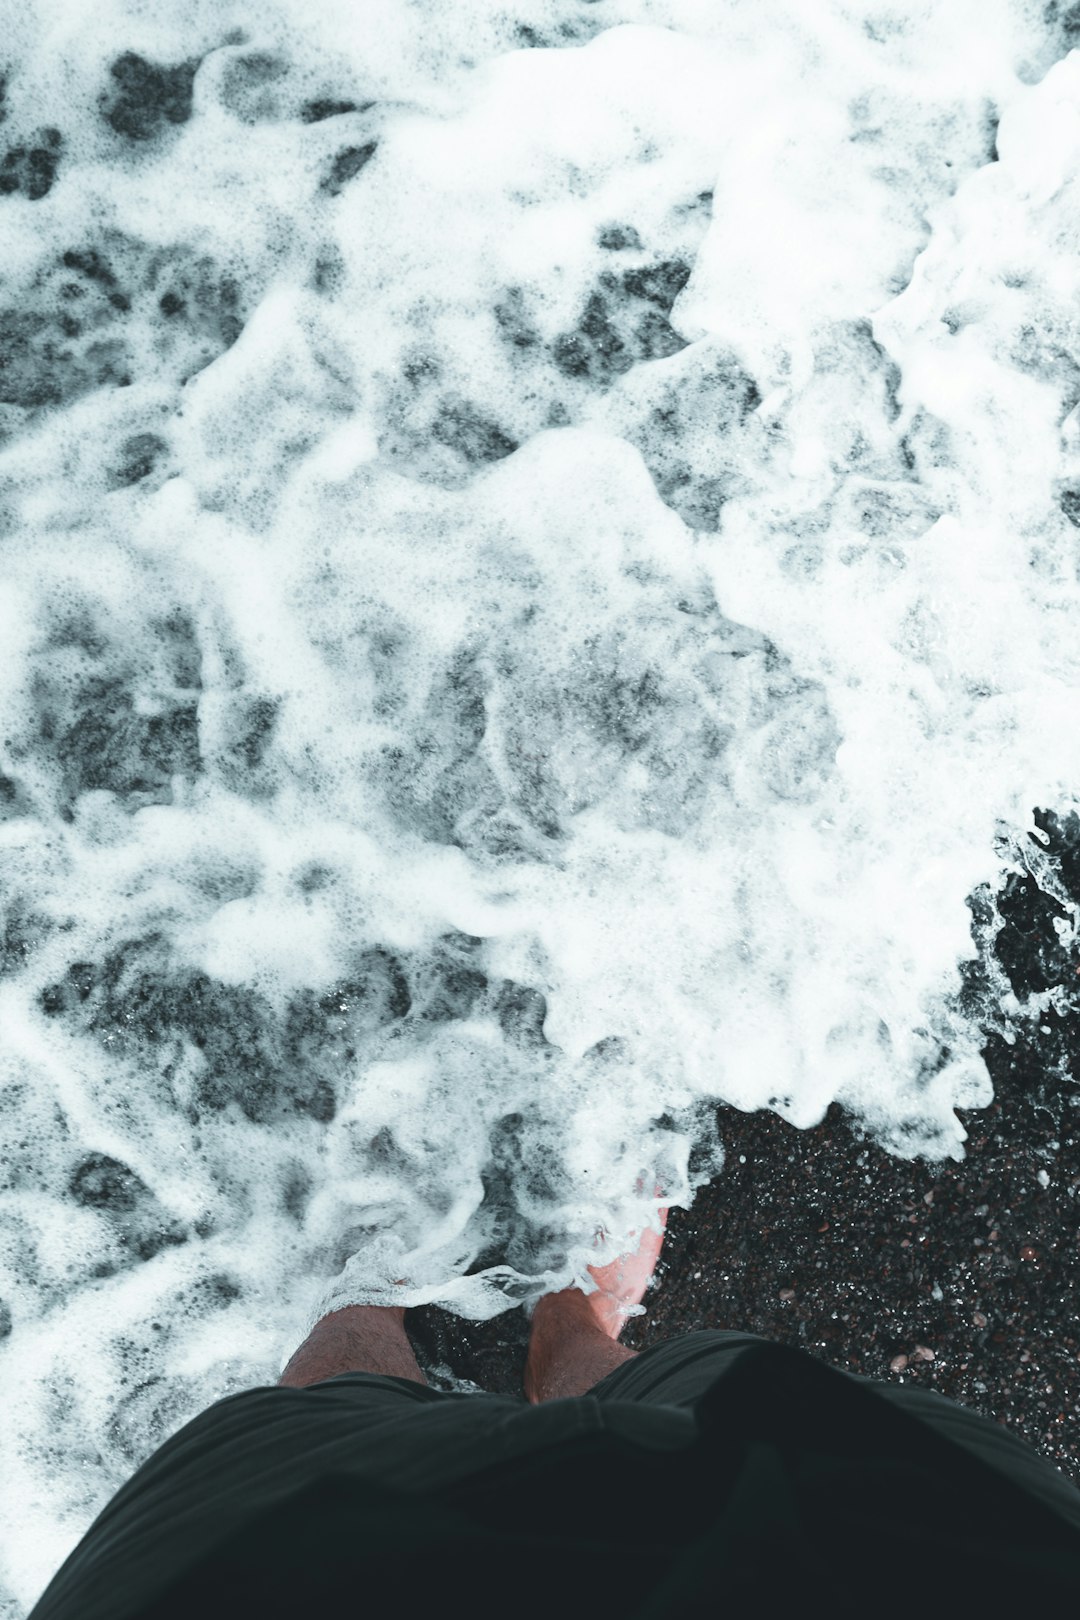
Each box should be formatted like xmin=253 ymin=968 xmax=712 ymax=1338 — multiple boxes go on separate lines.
xmin=2 ymin=2 xmax=1080 ymax=1611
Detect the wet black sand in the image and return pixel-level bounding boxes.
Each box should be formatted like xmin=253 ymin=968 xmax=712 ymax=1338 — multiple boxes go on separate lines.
xmin=410 ymin=1081 xmax=1080 ymax=1486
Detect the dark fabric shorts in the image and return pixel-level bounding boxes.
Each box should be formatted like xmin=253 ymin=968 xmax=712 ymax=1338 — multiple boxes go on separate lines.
xmin=28 ymin=1328 xmax=1080 ymax=1620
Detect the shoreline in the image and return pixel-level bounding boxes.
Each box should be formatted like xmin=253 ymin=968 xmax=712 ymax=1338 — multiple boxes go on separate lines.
xmin=410 ymin=1083 xmax=1080 ymax=1485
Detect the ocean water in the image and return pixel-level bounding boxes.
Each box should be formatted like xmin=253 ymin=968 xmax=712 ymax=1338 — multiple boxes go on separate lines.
xmin=3 ymin=0 xmax=1080 ymax=1608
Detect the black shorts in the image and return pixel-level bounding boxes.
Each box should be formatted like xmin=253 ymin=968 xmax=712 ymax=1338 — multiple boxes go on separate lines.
xmin=28 ymin=1329 xmax=1080 ymax=1620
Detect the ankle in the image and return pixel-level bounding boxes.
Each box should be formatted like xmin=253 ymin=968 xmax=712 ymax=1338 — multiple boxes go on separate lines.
xmin=279 ymin=1303 xmax=422 ymax=1388
xmin=524 ymin=1289 xmax=635 ymax=1404
xmin=533 ymin=1282 xmax=629 ymax=1343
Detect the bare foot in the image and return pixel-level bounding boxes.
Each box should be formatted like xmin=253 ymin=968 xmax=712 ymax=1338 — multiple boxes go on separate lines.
xmin=523 ymin=1200 xmax=668 ymax=1403
xmin=573 ymin=1203 xmax=668 ymax=1339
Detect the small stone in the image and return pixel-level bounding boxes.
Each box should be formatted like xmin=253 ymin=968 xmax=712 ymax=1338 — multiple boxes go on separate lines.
xmin=973 ymin=1310 xmax=987 ymax=1328
xmin=1037 ymin=1168 xmax=1050 ymax=1188
xmin=779 ymin=1288 xmax=796 ymax=1301
xmin=1020 ymin=1351 xmax=1032 ymax=1363
xmin=911 ymin=1344 xmax=935 ymax=1362
xmin=923 ymin=1191 xmax=935 ymax=1205
xmin=890 ymin=1354 xmax=908 ymax=1372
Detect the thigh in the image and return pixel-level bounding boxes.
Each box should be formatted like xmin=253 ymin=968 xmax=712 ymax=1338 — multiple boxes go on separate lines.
xmin=587 ymin=1328 xmax=769 ymax=1407
xmin=30 ymin=1375 xmax=514 ymax=1620
xmin=865 ymin=1377 xmax=1080 ymax=1533
xmin=608 ymin=1333 xmax=1080 ymax=1538
xmin=103 ymin=1371 xmax=494 ymax=1521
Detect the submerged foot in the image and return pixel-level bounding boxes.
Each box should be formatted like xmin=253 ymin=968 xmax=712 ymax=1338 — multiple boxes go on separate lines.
xmin=572 ymin=1202 xmax=668 ymax=1339
xmin=523 ymin=1199 xmax=668 ymax=1402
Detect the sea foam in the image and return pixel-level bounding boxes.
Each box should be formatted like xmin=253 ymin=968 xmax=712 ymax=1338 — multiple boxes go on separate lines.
xmin=2 ymin=0 xmax=1080 ymax=1610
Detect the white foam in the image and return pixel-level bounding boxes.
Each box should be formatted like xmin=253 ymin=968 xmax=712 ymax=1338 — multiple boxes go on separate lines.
xmin=2 ymin=3 xmax=1080 ymax=1612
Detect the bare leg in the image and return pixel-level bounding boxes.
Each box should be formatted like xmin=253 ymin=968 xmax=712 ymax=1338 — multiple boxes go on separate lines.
xmin=279 ymin=1304 xmax=427 ymax=1389
xmin=524 ymin=1290 xmax=638 ymax=1402
xmin=524 ymin=1207 xmax=667 ymax=1404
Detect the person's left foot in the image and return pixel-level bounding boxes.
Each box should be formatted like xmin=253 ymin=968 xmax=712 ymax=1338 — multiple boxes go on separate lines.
xmin=522 ymin=1204 xmax=668 ymax=1402
xmin=582 ymin=1205 xmax=667 ymax=1341
xmin=563 ymin=1203 xmax=668 ymax=1339
xmin=524 ymin=1192 xmax=667 ymax=1341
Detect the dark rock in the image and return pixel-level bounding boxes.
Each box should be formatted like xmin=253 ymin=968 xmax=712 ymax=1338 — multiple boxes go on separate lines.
xmin=170 ymin=973 xmax=284 ymax=1121
xmin=280 ymin=1162 xmax=313 ymax=1221
xmin=633 ymin=305 xmax=689 ymax=362
xmin=158 ymin=609 xmax=203 ymax=690
xmin=597 ymin=223 xmax=643 ymax=251
xmin=312 ymin=246 xmax=346 ymax=295
xmin=1045 ymin=0 xmax=1080 ymax=47
xmin=0 ymin=307 xmax=116 ymax=409
xmin=0 ymin=773 xmax=33 ymax=822
xmin=411 ymin=942 xmax=488 ymax=1022
xmin=57 ymin=935 xmax=412 ymax=1127
xmin=493 ymin=287 xmax=540 ymax=352
xmin=282 ymin=951 xmax=412 ymax=1073
xmin=552 ymin=290 xmax=629 ymax=384
xmin=187 ymin=1272 xmax=242 ymax=1306
xmin=40 ymin=961 xmax=98 ymax=1015
xmin=626 ymin=354 xmax=761 ymax=530
xmin=551 ymin=261 xmax=691 ymax=389
xmin=958 ymin=809 xmax=1080 ymax=1113
xmin=35 ymin=666 xmax=201 ymax=811
xmin=0 ymin=899 xmax=50 ymax=974
xmin=620 ymin=258 xmax=692 ymax=308
xmin=301 ymin=98 xmax=362 ymax=123
xmin=493 ymin=981 xmax=549 ymax=1047
xmin=0 ymin=238 xmax=246 ymax=414
xmin=0 ymin=127 xmax=62 ymax=200
xmin=108 ymin=431 xmax=168 ymax=489
xmin=69 ymin=1152 xmax=149 ymax=1213
xmin=366 ymin=1125 xmax=414 ymax=1176
xmin=43 ymin=934 xmax=331 ymax=1126
xmin=430 ymin=396 xmax=518 ymax=465
xmin=220 ymin=53 xmax=289 ymax=123
xmin=215 ymin=694 xmax=281 ymax=794
xmin=321 ymin=140 xmax=377 ymax=196
xmin=148 ymin=254 xmax=243 ymax=358
xmin=1059 ymin=487 xmax=1080 ymax=527
xmin=100 ymin=53 xmax=198 ymax=141
xmin=403 ymin=352 xmax=440 ymax=387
